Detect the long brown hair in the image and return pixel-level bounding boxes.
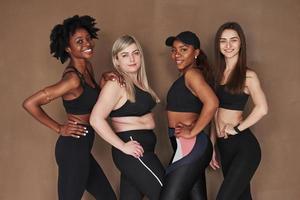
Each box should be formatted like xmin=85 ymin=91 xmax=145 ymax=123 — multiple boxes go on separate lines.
xmin=213 ymin=22 xmax=247 ymax=94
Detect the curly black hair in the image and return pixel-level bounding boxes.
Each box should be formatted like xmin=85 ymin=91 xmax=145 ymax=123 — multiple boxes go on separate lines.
xmin=50 ymin=15 xmax=100 ymax=64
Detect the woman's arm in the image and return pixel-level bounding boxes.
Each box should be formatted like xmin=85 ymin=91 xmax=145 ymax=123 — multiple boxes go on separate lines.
xmin=210 ymin=115 xmax=218 ymax=146
xmin=209 ymin=119 xmax=220 ymax=170
xmin=224 ymin=70 xmax=268 ymax=135
xmin=175 ymin=68 xmax=219 ymax=138
xmin=99 ymin=70 xmax=125 ymax=89
xmin=90 ymin=81 xmax=144 ymax=158
xmin=22 ymin=73 xmax=86 ymax=137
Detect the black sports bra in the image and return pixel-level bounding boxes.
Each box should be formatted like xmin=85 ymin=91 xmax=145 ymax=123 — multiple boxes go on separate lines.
xmin=62 ymin=66 xmax=100 ymax=115
xmin=109 ymin=85 xmax=156 ymax=117
xmin=166 ymin=75 xmax=203 ymax=113
xmin=216 ymin=85 xmax=249 ymax=111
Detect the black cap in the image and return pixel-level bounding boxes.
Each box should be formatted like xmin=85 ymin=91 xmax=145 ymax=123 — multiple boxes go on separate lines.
xmin=165 ymin=31 xmax=200 ymax=49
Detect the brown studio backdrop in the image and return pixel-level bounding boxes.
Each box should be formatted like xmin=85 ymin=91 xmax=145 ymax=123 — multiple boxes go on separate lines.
xmin=1 ymin=0 xmax=299 ymax=199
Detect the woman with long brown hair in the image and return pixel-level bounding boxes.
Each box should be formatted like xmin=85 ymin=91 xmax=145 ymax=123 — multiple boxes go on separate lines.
xmin=210 ymin=22 xmax=268 ymax=200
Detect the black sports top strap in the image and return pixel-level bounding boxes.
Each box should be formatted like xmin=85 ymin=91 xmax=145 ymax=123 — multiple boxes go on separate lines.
xmin=85 ymin=67 xmax=98 ymax=87
xmin=62 ymin=66 xmax=85 ymax=85
xmin=62 ymin=66 xmax=100 ymax=115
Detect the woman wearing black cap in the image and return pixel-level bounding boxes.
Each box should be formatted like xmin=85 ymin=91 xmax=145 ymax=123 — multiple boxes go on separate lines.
xmin=209 ymin=22 xmax=268 ymax=200
xmin=160 ymin=31 xmax=219 ymax=200
xmin=22 ymin=15 xmax=116 ymax=200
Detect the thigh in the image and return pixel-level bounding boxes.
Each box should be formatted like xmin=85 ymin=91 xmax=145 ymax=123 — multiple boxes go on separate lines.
xmin=217 ymin=139 xmax=236 ymax=177
xmin=160 ymin=161 xmax=204 ymax=200
xmin=86 ymin=154 xmax=116 ymax=200
xmin=161 ymin=135 xmax=212 ymax=200
xmin=238 ymin=184 xmax=252 ymax=200
xmin=113 ymin=149 xmax=164 ymax=200
xmin=120 ymin=173 xmax=143 ymax=200
xmin=189 ymin=172 xmax=207 ymax=200
xmin=55 ymin=137 xmax=91 ymax=200
xmin=217 ymin=145 xmax=260 ymax=200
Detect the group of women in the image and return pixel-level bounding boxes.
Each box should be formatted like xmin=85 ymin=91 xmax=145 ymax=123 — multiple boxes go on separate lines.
xmin=23 ymin=15 xmax=268 ymax=200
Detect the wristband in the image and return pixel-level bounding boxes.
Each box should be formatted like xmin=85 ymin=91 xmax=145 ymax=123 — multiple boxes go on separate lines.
xmin=233 ymin=124 xmax=241 ymax=134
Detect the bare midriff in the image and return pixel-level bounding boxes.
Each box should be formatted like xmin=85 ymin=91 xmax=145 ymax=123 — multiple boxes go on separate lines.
xmin=111 ymin=113 xmax=155 ymax=133
xmin=167 ymin=111 xmax=199 ymax=156
xmin=167 ymin=111 xmax=199 ymax=128
xmin=67 ymin=114 xmax=91 ymax=125
xmin=215 ymin=108 xmax=244 ymax=138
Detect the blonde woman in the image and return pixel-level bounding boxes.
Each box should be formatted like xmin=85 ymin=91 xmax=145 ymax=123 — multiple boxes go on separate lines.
xmin=90 ymin=35 xmax=164 ymax=200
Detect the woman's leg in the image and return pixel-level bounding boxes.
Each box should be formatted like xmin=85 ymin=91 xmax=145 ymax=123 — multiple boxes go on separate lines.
xmin=86 ymin=154 xmax=116 ymax=200
xmin=112 ymin=130 xmax=165 ymax=200
xmin=160 ymin=160 xmax=209 ymax=200
xmin=55 ymin=126 xmax=115 ymax=200
xmin=189 ymin=172 xmax=208 ymax=200
xmin=55 ymin=134 xmax=92 ymax=200
xmin=160 ymin=131 xmax=212 ymax=200
xmin=120 ymin=173 xmax=143 ymax=200
xmin=217 ymin=129 xmax=261 ymax=200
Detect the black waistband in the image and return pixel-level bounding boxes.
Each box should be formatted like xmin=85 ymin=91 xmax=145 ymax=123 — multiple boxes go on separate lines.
xmin=116 ymin=129 xmax=156 ymax=152
xmin=217 ymin=128 xmax=252 ymax=141
xmin=168 ymin=127 xmax=206 ymax=138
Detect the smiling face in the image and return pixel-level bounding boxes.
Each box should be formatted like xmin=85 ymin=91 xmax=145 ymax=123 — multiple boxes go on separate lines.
xmin=115 ymin=43 xmax=141 ymax=74
xmin=171 ymin=40 xmax=199 ymax=71
xmin=66 ymin=28 xmax=95 ymax=60
xmin=219 ymin=29 xmax=241 ymax=59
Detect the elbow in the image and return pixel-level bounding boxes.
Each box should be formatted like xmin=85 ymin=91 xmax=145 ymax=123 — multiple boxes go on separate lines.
xmin=100 ymin=78 xmax=106 ymax=89
xmin=260 ymin=105 xmax=268 ymax=116
xmin=209 ymin=98 xmax=219 ymax=113
xmin=89 ymin=116 xmax=97 ymax=128
xmin=89 ymin=114 xmax=104 ymax=130
xmin=255 ymin=105 xmax=268 ymax=117
xmin=202 ymin=99 xmax=218 ymax=119
xmin=22 ymin=98 xmax=31 ymax=111
xmin=213 ymin=98 xmax=219 ymax=111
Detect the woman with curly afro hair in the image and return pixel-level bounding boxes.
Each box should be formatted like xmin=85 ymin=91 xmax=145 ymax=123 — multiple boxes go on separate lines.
xmin=23 ymin=15 xmax=116 ymax=200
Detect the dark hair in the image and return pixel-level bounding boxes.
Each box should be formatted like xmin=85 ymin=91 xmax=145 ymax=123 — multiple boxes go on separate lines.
xmin=165 ymin=31 xmax=213 ymax=84
xmin=213 ymin=22 xmax=247 ymax=93
xmin=50 ymin=15 xmax=100 ymax=64
xmin=196 ymin=49 xmax=213 ymax=86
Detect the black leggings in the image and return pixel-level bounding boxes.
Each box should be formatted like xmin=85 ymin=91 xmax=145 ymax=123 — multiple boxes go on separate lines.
xmin=112 ymin=130 xmax=165 ymax=200
xmin=216 ymin=128 xmax=261 ymax=200
xmin=55 ymin=125 xmax=116 ymax=200
xmin=160 ymin=129 xmax=212 ymax=200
